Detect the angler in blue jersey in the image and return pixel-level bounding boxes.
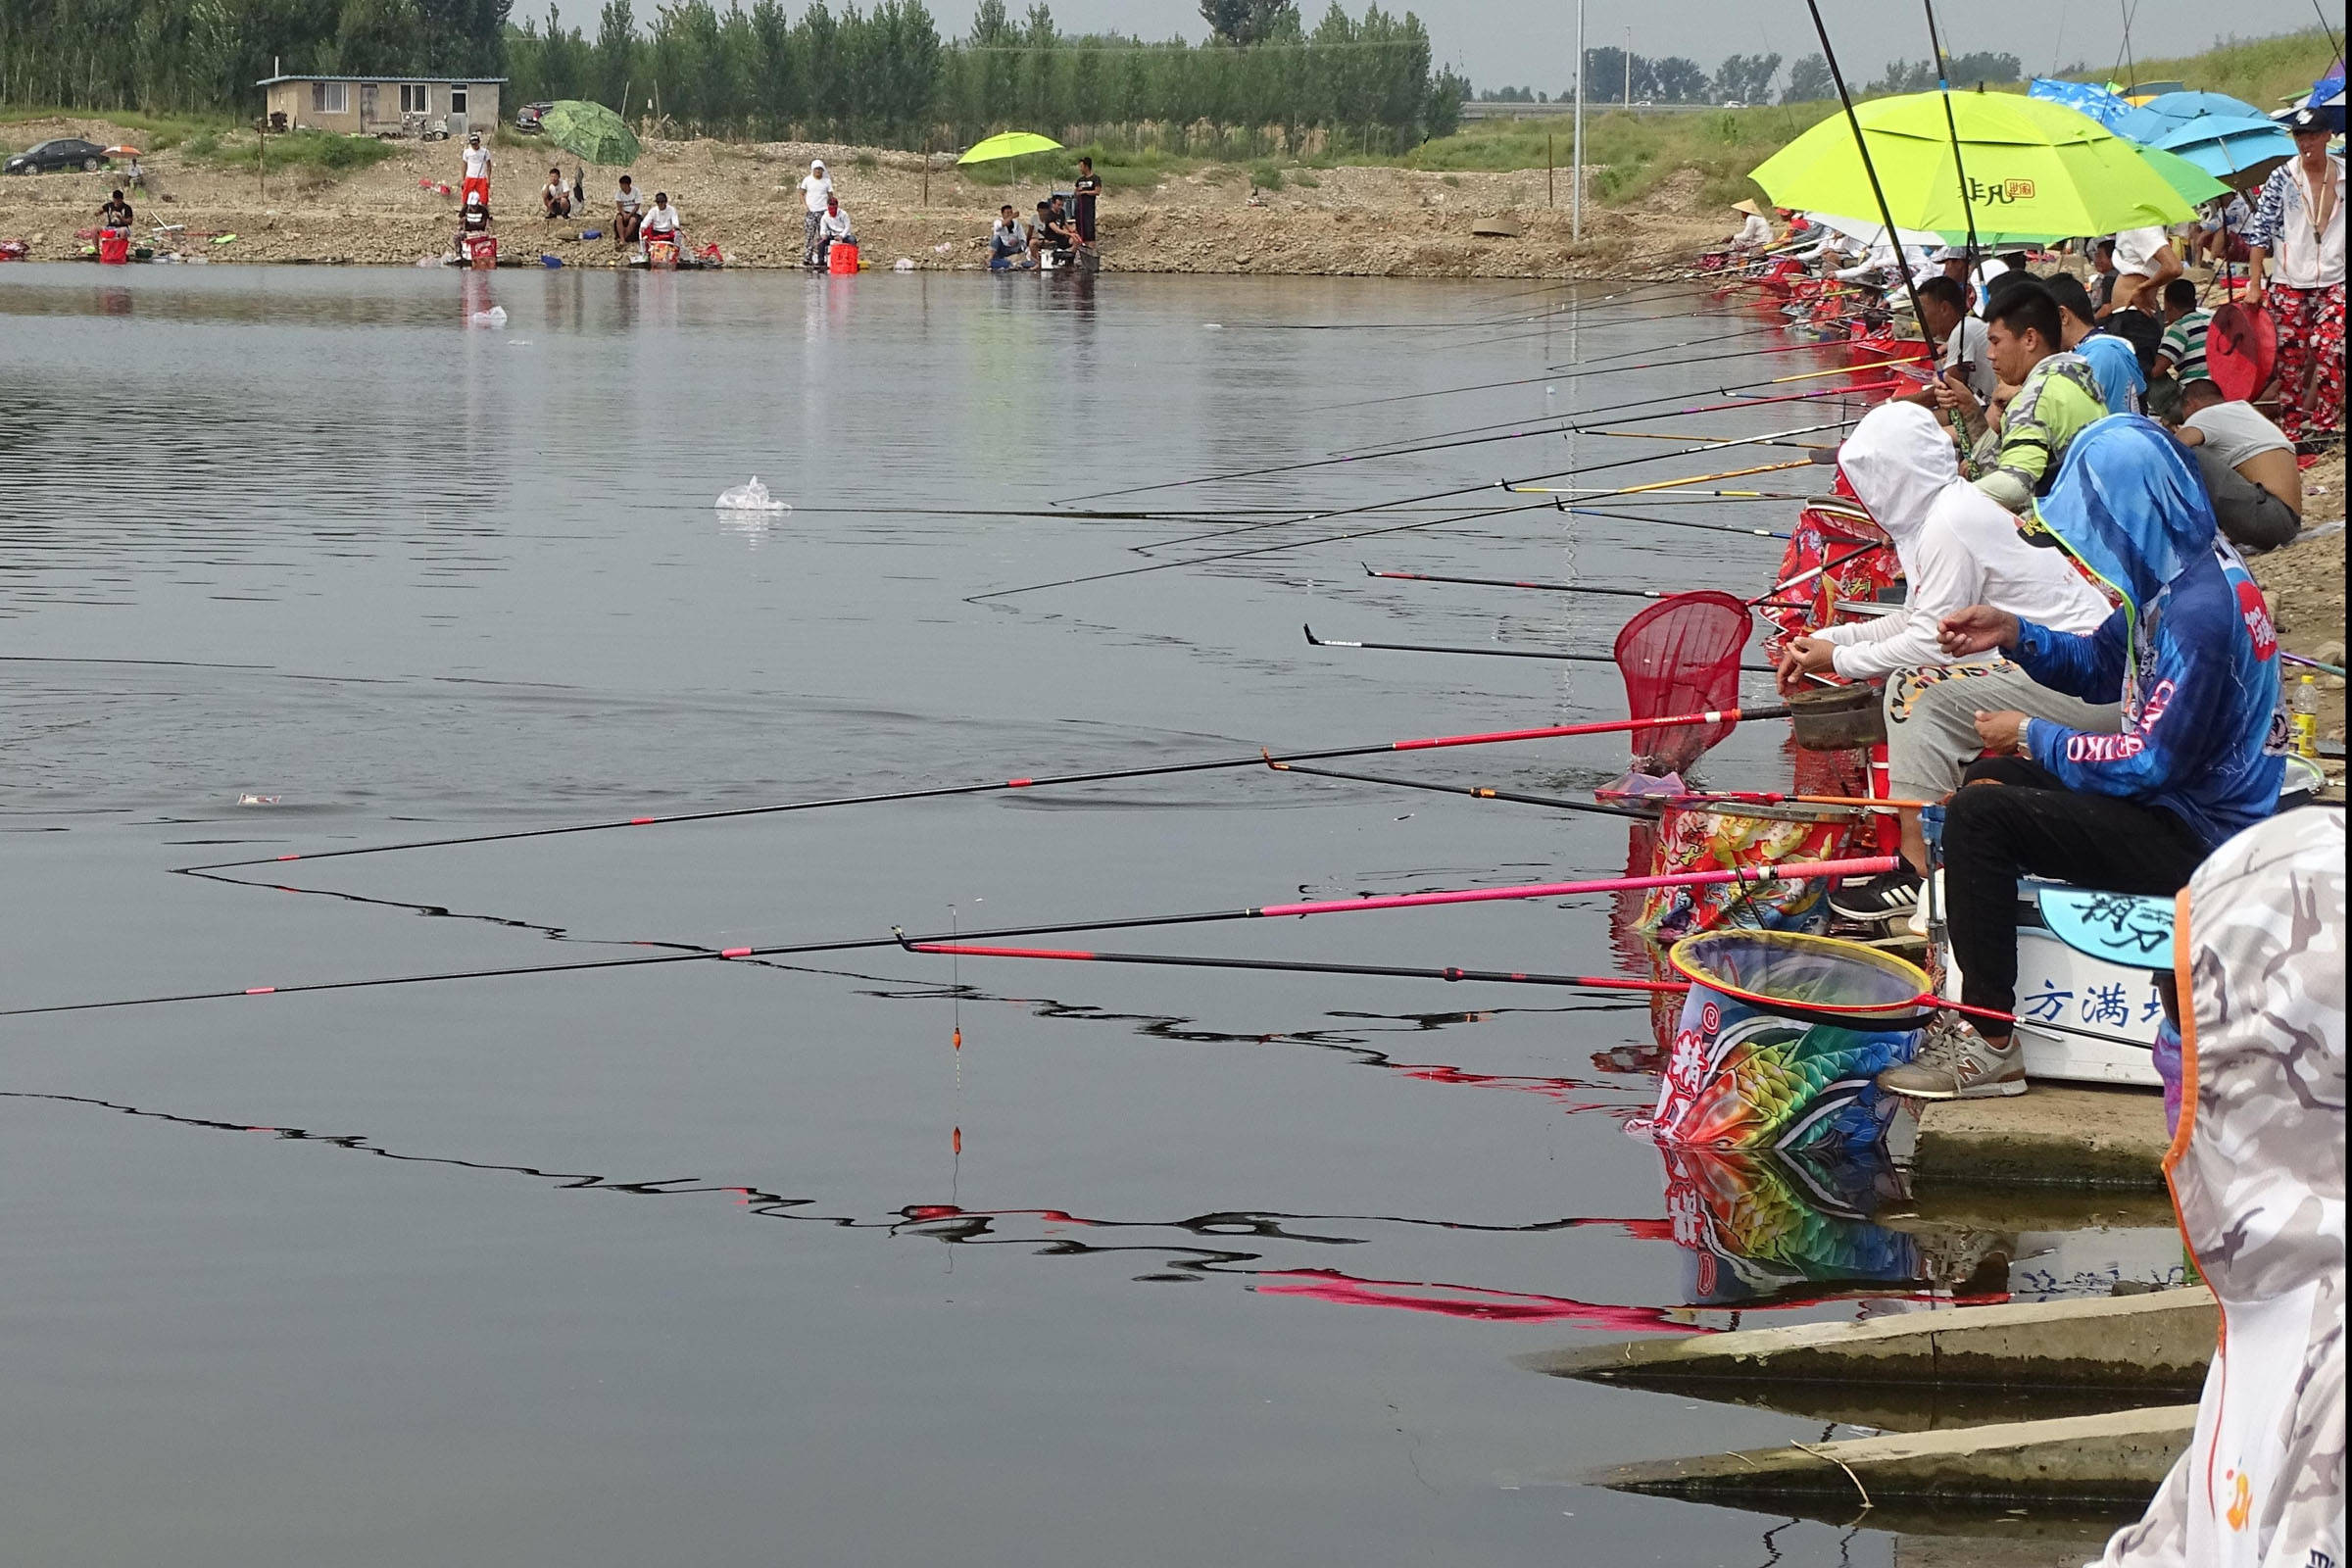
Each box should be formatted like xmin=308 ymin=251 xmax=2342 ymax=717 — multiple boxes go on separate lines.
xmin=1878 ymin=416 xmax=2288 ymax=1101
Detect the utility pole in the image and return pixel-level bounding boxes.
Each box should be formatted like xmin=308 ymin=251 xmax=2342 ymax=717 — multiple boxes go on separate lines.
xmin=1571 ymin=0 xmax=1585 ymax=241
xmin=1624 ymin=29 xmax=1633 ymax=106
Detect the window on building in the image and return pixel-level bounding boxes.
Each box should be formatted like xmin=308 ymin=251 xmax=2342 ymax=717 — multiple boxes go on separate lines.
xmin=401 ymin=83 xmax=431 ymax=114
xmin=449 ymin=87 xmax=468 ymax=114
xmin=312 ymin=81 xmax=348 ymax=114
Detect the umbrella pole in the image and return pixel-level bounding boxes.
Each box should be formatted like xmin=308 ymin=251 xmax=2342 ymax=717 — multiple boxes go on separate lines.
xmin=1797 ymin=0 xmax=1936 ymax=354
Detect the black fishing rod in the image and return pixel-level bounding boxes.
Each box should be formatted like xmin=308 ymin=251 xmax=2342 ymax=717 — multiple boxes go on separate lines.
xmin=1123 ymin=419 xmax=1847 ymax=558
xmin=1085 ymin=363 xmax=1880 ymax=514
xmin=1263 ymin=758 xmax=1654 ymax=819
xmin=1362 ymin=538 xmax=1885 ymax=603
xmin=1302 ymin=624 xmax=1778 ymax=674
xmin=173 ymin=706 xmax=1746 ymax=877
xmin=1799 ymin=0 xmax=1936 ymax=351
xmin=1298 ymin=325 xmax=1817 ymax=421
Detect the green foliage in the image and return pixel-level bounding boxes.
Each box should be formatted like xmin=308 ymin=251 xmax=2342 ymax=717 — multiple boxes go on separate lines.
xmin=1249 ymin=158 xmax=1282 ymax=187
xmin=183 ymin=125 xmax=401 ymax=172
xmin=2064 ymin=26 xmax=2335 ymax=109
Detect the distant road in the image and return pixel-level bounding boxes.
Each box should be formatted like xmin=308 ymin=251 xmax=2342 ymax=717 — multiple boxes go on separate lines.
xmin=1457 ymin=99 xmax=1737 ymax=120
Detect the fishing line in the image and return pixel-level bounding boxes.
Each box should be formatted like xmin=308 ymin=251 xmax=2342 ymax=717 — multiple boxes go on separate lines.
xmin=1302 ymin=624 xmax=1779 ymax=674
xmin=1264 ymin=759 xmax=1655 ymax=820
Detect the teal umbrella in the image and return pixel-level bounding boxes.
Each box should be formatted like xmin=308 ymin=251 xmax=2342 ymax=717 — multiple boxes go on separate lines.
xmin=539 ymin=100 xmax=640 ymax=167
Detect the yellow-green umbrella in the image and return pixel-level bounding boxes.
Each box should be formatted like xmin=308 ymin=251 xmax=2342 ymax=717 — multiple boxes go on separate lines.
xmin=957 ymin=130 xmax=1064 ymax=165
xmin=1750 ymin=90 xmax=2198 ymax=245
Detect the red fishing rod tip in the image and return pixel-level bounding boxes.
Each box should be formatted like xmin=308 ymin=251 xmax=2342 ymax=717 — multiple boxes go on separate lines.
xmin=628 ymin=816 xmax=656 ymax=825
xmin=719 ymin=947 xmax=753 ymax=959
xmin=1006 ymin=777 xmax=1033 ymax=788
xmin=243 ymin=986 xmax=276 ymax=996
xmin=274 ymin=854 xmax=301 ymax=861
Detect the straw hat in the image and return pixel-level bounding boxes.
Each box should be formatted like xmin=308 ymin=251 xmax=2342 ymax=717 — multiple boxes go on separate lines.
xmin=1732 ymin=198 xmax=1767 ymax=217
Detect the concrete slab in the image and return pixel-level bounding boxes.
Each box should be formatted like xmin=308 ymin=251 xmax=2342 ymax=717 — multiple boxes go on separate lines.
xmin=1592 ymin=1403 xmax=2196 ymax=1504
xmin=1521 ymin=1287 xmax=2215 ymax=1396
xmin=1911 ymin=1084 xmax=2171 ymax=1190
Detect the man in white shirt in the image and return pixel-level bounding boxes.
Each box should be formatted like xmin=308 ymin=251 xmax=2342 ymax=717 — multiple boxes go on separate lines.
xmin=2244 ymin=107 xmax=2345 ymax=447
xmin=798 ymin=158 xmax=833 ymax=268
xmin=1899 ymin=274 xmax=1997 ymax=411
xmin=814 ymin=194 xmax=854 ymax=266
xmin=1729 ymin=198 xmax=1773 ymax=251
xmin=2172 ymin=377 xmax=2303 ymax=552
xmin=612 ymin=174 xmax=643 ymax=252
xmin=640 ymin=191 xmax=681 ymax=258
xmin=460 ymin=131 xmax=492 ymax=208
xmin=2105 ymin=224 xmax=2180 ymax=317
xmin=1774 ymin=401 xmax=2118 ymax=919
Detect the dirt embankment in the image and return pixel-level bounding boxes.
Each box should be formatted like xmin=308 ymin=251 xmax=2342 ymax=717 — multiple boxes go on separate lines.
xmin=2 ymin=116 xmax=1718 ymax=277
xmin=2252 ymin=449 xmax=2348 ymax=757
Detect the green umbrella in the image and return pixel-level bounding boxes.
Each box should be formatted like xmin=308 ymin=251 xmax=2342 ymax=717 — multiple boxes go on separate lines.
xmin=2136 ymin=143 xmax=2233 ymax=207
xmin=539 ymin=100 xmax=640 ymax=168
xmin=957 ymin=130 xmax=1064 ymax=165
xmin=1749 ymin=90 xmax=2198 ymax=245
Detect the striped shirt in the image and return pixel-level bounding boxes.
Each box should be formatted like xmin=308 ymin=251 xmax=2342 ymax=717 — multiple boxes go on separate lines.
xmin=2159 ymin=309 xmax=2211 ymax=380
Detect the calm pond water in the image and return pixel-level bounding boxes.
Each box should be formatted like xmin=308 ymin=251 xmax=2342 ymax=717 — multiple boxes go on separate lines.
xmin=0 ymin=265 xmax=2150 ymax=1565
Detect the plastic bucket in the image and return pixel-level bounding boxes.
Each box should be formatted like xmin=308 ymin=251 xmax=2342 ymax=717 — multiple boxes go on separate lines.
xmin=465 ymin=234 xmax=498 ymax=270
xmin=1636 ymin=931 xmax=1929 ymax=1150
xmin=827 ymin=241 xmax=859 ymax=274
xmin=97 ymin=229 xmax=129 ymax=265
xmin=646 ymin=239 xmax=678 ymax=269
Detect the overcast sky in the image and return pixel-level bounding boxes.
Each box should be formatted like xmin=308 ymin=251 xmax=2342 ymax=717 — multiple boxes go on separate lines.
xmin=925 ymin=0 xmax=2328 ymax=98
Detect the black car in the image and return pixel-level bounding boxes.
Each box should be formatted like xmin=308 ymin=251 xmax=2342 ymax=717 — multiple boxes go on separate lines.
xmin=6 ymin=138 xmax=110 ymax=174
xmin=514 ymin=102 xmax=555 ymax=133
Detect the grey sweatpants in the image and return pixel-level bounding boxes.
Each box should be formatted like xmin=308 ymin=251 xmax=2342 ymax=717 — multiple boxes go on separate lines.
xmin=2189 ymin=444 xmax=2302 ymax=555
xmin=1884 ymin=660 xmax=2125 ymax=801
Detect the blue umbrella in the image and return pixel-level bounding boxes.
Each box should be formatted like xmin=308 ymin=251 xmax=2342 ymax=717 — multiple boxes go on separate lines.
xmin=2030 ymin=77 xmax=2136 ymax=130
xmin=2112 ymin=90 xmax=2271 ymax=144
xmin=2148 ymin=114 xmax=2297 ymax=179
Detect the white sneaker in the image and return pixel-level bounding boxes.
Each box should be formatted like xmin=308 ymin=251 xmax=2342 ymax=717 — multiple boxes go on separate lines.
xmin=1876 ymin=1013 xmax=2027 ymax=1100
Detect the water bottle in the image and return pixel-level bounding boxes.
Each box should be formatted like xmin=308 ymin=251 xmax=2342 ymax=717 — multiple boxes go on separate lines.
xmin=2291 ymin=673 xmax=2320 ymax=760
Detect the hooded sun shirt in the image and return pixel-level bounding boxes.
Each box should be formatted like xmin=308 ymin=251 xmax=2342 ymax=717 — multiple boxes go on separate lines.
xmin=2092 ymin=806 xmax=2344 ymax=1568
xmin=1820 ymin=402 xmax=2111 ymax=680
xmin=2007 ymin=416 xmax=2287 ymax=849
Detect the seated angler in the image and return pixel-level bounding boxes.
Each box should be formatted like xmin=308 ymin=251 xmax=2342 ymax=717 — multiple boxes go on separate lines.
xmin=1876 ymin=416 xmax=2286 ymax=1101
xmin=2171 ymin=376 xmax=2304 ymax=554
xmin=1937 ymin=280 xmax=2106 ymax=514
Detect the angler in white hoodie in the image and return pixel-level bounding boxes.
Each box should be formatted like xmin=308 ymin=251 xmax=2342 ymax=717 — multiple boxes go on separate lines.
xmin=1775 ymin=401 xmax=2116 ymax=902
xmin=2091 ymin=807 xmax=2344 ymax=1568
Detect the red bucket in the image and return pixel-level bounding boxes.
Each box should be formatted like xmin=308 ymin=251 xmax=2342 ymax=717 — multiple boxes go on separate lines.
xmin=464 ymin=234 xmax=498 ymax=270
xmin=97 ymin=228 xmax=129 ymax=265
xmin=827 ymin=240 xmax=859 ymax=274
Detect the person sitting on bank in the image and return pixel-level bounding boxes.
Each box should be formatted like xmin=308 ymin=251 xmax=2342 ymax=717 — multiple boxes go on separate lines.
xmin=2144 ymin=277 xmax=2211 ymax=417
xmin=1898 ymin=275 xmax=1996 ymax=415
xmin=541 ymin=167 xmax=572 ymax=219
xmin=2046 ymin=272 xmax=2146 ymax=415
xmin=2171 ymin=377 xmax=2303 ymax=554
xmin=1774 ymin=402 xmax=2116 ymax=927
xmin=612 ymin=175 xmax=644 ymax=250
xmin=814 ymin=194 xmax=855 ymax=265
xmin=640 ymin=192 xmax=682 ymax=253
xmin=1878 ymin=416 xmax=2284 ymax=1102
xmin=455 ymin=192 xmax=493 ymax=255
xmin=1936 ymin=281 xmax=2106 ymax=513
xmin=1728 ymin=198 xmax=1774 ymax=251
xmin=96 ymin=189 xmax=134 ymax=231
xmin=989 ymin=204 xmax=1033 ymax=270
xmin=1029 ymin=197 xmax=1078 ymax=262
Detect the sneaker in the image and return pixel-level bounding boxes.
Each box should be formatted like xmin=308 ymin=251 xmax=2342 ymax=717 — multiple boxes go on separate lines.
xmin=1876 ymin=1013 xmax=2027 ymax=1101
xmin=1830 ymin=869 xmax=1923 ymax=925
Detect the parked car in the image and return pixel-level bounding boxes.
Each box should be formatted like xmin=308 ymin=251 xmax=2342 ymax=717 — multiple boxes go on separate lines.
xmin=514 ymin=102 xmax=555 ymax=133
xmin=1722 ymin=99 xmax=1746 ymax=109
xmin=6 ymin=138 xmax=110 ymax=174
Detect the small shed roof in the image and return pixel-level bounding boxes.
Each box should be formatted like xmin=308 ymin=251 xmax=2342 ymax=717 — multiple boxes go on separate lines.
xmin=256 ymin=74 xmax=509 ymax=85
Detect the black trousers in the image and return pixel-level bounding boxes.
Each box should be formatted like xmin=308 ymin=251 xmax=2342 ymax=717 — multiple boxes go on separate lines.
xmin=1943 ymin=757 xmax=2210 ymax=1021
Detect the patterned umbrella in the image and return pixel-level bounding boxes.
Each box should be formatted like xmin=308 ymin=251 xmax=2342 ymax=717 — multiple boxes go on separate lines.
xmin=538 ymin=100 xmax=640 ymax=167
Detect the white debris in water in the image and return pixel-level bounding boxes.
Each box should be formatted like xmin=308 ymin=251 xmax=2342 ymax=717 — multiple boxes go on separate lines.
xmin=893 ymin=257 xmax=916 ymax=271
xmin=469 ymin=306 xmax=507 ymax=327
xmin=1201 ymin=322 xmax=1224 ymax=329
xmin=236 ymin=793 xmax=281 ymax=806
xmin=713 ymin=476 xmax=790 ymax=514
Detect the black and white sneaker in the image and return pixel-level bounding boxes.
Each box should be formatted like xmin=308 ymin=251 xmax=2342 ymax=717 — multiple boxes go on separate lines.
xmin=1829 ymin=869 xmax=1923 ymax=925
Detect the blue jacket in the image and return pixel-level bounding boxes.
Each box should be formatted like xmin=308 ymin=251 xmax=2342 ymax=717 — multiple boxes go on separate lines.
xmin=2076 ymin=332 xmax=2144 ymax=414
xmin=2010 ymin=417 xmax=2285 ymax=850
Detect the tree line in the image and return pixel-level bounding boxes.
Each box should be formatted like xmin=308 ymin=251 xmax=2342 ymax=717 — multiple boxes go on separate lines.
xmin=1480 ymin=45 xmax=2025 ymax=108
xmin=0 ymin=0 xmax=1464 ymax=157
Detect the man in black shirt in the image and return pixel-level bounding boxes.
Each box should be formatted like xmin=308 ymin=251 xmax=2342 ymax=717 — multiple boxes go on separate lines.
xmin=1072 ymin=156 xmax=1102 ymax=245
xmin=96 ymin=189 xmax=134 ymax=230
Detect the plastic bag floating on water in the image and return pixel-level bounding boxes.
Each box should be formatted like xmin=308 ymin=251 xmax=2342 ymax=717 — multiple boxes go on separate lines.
xmin=713 ymin=475 xmax=790 ymax=514
xmin=469 ymin=306 xmax=507 ymax=327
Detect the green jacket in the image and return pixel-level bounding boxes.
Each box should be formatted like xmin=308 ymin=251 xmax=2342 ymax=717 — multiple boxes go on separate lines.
xmin=1972 ymin=351 xmax=2107 ymax=513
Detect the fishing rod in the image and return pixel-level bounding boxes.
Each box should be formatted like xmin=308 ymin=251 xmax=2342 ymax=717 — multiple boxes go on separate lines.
xmin=901 ymin=945 xmax=1684 ymax=994
xmin=7 ymin=857 xmax=1895 ymax=1020
xmin=1798 ymin=0 xmax=1937 ymax=358
xmin=1301 ymin=624 xmax=1778 ymax=674
xmin=906 ymin=940 xmax=2163 ymax=1054
xmin=177 ymin=703 xmax=1796 ymax=876
xmin=1360 ymin=538 xmax=1885 ymax=606
xmin=1504 ymin=458 xmax=1818 ymax=498
xmin=1263 ymin=758 xmax=1655 ymax=820
xmin=1074 ymin=345 xmax=1855 ymax=505
xmin=1131 ymin=431 xmax=1840 ymax=556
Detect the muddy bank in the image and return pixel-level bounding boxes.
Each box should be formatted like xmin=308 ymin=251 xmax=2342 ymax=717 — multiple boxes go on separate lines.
xmin=1 ymin=116 xmax=1718 ymax=277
